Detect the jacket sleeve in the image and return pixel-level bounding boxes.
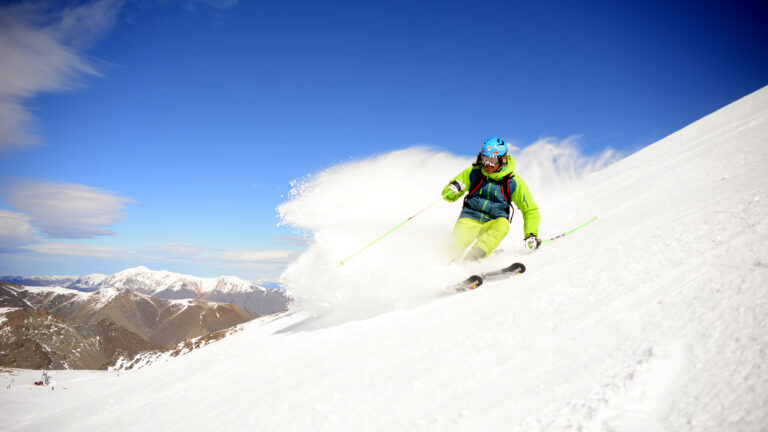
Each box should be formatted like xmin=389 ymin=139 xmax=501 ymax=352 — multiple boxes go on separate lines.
xmin=509 ymin=175 xmax=540 ymax=237
xmin=442 ymin=167 xmax=475 ymax=202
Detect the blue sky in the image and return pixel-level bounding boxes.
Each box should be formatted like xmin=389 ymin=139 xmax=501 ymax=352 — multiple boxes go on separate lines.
xmin=1 ymin=0 xmax=766 ymax=280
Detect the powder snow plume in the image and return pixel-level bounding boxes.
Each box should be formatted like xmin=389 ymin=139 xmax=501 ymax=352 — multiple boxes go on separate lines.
xmin=277 ymin=140 xmax=615 ymax=324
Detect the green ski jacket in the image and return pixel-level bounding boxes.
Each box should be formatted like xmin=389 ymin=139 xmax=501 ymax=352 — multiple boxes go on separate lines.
xmin=442 ymin=155 xmax=541 ymax=237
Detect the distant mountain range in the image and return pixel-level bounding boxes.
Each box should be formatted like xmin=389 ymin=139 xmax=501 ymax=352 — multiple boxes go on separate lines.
xmin=0 ymin=266 xmax=290 ymax=315
xmin=0 ymin=267 xmax=292 ymax=370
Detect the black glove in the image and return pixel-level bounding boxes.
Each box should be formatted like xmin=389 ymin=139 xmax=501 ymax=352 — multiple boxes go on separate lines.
xmin=524 ymin=234 xmax=541 ymax=250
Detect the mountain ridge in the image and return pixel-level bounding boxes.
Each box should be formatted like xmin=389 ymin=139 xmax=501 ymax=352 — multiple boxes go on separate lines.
xmin=0 ymin=266 xmax=290 ymax=316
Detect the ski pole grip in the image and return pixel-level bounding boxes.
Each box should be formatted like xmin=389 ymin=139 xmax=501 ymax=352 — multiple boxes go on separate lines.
xmin=448 ymin=180 xmax=463 ymax=193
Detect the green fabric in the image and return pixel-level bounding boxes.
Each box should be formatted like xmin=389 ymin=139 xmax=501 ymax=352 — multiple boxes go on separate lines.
xmin=509 ymin=175 xmax=540 ymax=237
xmin=442 ymin=155 xmax=517 ymax=202
xmin=443 ymin=155 xmax=541 ymax=237
xmin=450 ymin=217 xmax=510 ymax=258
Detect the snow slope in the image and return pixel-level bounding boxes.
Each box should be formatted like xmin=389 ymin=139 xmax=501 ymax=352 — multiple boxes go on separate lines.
xmin=1 ymin=86 xmax=767 ymax=431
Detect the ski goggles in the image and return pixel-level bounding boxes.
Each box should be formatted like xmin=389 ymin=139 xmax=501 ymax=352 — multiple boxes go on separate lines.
xmin=479 ymin=154 xmax=504 ymax=166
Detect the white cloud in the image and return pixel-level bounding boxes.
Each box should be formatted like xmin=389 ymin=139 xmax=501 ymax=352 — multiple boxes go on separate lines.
xmin=0 ymin=0 xmax=242 ymax=154
xmin=51 ymin=0 xmax=126 ymax=49
xmin=142 ymin=243 xmax=204 ymax=262
xmin=0 ymin=0 xmax=125 ymax=153
xmin=20 ymin=241 xmax=202 ymax=262
xmin=16 ymin=239 xmax=295 ymax=269
xmin=274 ymin=235 xmax=312 ymax=246
xmin=146 ymin=243 xmax=203 ymax=256
xmin=3 ymin=181 xmax=133 ymax=239
xmin=197 ymin=0 xmax=239 ymax=9
xmin=177 ymin=0 xmax=239 ymax=11
xmin=22 ymin=241 xmax=126 ymax=259
xmin=217 ymin=250 xmax=297 ymax=263
xmin=0 ymin=210 xmax=40 ymax=252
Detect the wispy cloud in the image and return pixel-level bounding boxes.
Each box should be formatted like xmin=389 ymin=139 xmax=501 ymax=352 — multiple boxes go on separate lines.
xmin=20 ymin=241 xmax=201 ymax=261
xmin=0 ymin=210 xmax=41 ymax=253
xmin=274 ymin=235 xmax=313 ymax=247
xmin=51 ymin=0 xmax=126 ymax=49
xmin=217 ymin=250 xmax=298 ymax=263
xmin=0 ymin=0 xmax=125 ymax=154
xmin=16 ymin=239 xmax=295 ymax=265
xmin=3 ymin=181 xmax=133 ymax=239
xmin=145 ymin=243 xmax=204 ymax=256
xmin=12 ymin=240 xmax=295 ymax=279
xmin=22 ymin=241 xmax=127 ymax=259
xmin=187 ymin=0 xmax=239 ymax=10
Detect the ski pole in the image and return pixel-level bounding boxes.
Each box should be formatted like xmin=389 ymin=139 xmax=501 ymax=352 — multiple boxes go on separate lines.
xmin=543 ymin=216 xmax=598 ymax=243
xmin=339 ymin=194 xmax=449 ymax=266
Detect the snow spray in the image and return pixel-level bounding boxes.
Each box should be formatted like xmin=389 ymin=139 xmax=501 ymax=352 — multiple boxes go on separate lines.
xmin=277 ymin=142 xmax=614 ymax=323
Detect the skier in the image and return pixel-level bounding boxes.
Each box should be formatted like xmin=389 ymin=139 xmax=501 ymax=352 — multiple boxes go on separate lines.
xmin=442 ymin=137 xmax=541 ymax=261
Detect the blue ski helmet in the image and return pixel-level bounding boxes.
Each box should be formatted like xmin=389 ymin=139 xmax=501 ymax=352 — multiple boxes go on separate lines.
xmin=481 ymin=137 xmax=507 ymax=157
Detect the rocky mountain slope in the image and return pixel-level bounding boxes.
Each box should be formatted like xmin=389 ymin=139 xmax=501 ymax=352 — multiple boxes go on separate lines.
xmin=0 ymin=308 xmax=160 ymax=370
xmin=0 ymin=281 xmax=262 ymax=369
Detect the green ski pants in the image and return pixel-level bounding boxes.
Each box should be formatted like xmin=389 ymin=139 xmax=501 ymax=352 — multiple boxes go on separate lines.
xmin=450 ymin=217 xmax=510 ymax=258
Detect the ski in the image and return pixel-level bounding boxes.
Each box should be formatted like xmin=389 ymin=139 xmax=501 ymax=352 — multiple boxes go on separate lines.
xmin=449 ymin=262 xmax=526 ymax=293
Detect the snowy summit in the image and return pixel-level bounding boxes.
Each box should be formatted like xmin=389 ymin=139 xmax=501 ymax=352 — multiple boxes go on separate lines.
xmin=99 ymin=266 xmax=262 ymax=295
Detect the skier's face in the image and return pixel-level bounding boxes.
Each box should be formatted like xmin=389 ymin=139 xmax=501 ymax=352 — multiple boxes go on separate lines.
xmin=483 ymin=158 xmax=502 ymax=173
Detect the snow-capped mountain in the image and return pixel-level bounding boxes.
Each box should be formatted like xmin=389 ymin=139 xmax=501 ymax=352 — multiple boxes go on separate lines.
xmin=2 ymin=266 xmax=289 ymax=315
xmin=0 ymin=274 xmax=105 ymax=292
xmin=99 ymin=266 xmax=257 ymax=295
xmin=98 ymin=266 xmax=289 ymax=314
xmin=65 ymin=273 xmax=107 ymax=292
xmin=0 ymin=275 xmax=78 ymax=287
